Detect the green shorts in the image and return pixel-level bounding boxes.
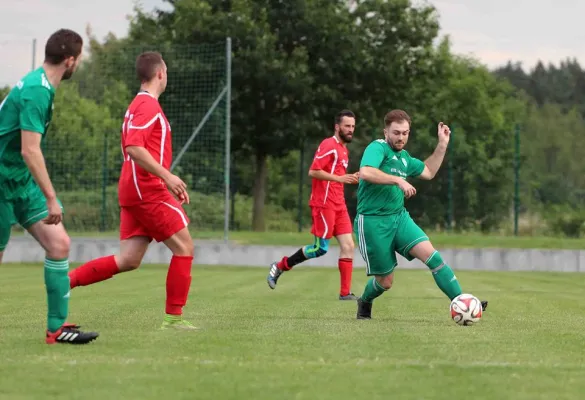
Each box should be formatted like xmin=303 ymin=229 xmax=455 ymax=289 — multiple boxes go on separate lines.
xmin=0 ymin=180 xmax=64 ymax=251
xmin=354 ymin=210 xmax=428 ymax=276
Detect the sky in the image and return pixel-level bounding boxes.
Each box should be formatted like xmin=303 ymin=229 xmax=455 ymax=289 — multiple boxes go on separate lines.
xmin=1 ymin=0 xmax=584 ymax=86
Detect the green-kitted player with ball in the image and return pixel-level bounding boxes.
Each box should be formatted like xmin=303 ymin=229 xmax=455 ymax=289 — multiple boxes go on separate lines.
xmin=354 ymin=109 xmax=488 ymax=320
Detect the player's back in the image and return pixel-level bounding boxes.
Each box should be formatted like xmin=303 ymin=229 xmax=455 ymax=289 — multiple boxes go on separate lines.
xmin=0 ymin=68 xmax=55 ymax=194
xmin=119 ymin=92 xmax=173 ymax=206
xmin=309 ymin=136 xmax=349 ymax=210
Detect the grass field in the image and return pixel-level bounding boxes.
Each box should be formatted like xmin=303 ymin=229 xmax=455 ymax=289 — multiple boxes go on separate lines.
xmin=1 ymin=264 xmax=585 ymax=399
xmin=12 ymin=229 xmax=585 ymax=249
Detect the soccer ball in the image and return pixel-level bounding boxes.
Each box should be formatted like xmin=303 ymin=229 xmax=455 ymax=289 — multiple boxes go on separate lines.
xmin=450 ymin=293 xmax=482 ymax=326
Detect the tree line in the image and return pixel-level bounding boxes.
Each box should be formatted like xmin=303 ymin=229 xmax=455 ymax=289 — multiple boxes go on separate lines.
xmin=1 ymin=0 xmax=585 ymax=236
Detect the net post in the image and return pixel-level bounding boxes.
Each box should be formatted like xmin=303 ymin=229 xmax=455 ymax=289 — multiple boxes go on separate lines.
xmin=223 ymin=37 xmax=232 ymax=243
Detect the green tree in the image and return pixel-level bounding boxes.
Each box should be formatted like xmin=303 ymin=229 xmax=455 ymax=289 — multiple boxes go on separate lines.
xmin=0 ymin=86 xmax=9 ymax=102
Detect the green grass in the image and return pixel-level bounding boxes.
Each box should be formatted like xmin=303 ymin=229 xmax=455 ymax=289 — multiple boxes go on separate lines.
xmin=12 ymin=229 xmax=585 ymax=249
xmin=1 ymin=264 xmax=585 ymax=399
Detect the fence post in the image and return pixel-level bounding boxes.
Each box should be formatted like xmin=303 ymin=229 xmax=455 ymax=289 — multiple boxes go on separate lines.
xmin=446 ymin=124 xmax=454 ymax=231
xmin=297 ymin=141 xmax=305 ymax=232
xmin=31 ymin=39 xmax=37 ymax=70
xmin=100 ymin=131 xmax=108 ymax=232
xmin=514 ymin=123 xmax=520 ymax=236
xmin=223 ymin=37 xmax=232 ymax=242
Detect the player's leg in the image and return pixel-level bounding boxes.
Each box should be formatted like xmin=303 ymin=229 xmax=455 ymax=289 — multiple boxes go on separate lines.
xmin=69 ymin=207 xmax=151 ymax=288
xmin=160 ymin=226 xmax=196 ymax=330
xmin=0 ymin=200 xmax=15 ymax=265
xmin=17 ymin=183 xmax=98 ymax=344
xmin=145 ymin=199 xmax=196 ymax=330
xmin=355 ymin=214 xmax=397 ymax=319
xmin=69 ymin=237 xmax=150 ymax=288
xmin=267 ymin=207 xmax=332 ymax=289
xmin=334 ymin=208 xmax=357 ymax=300
xmin=396 ymin=214 xmax=488 ymax=311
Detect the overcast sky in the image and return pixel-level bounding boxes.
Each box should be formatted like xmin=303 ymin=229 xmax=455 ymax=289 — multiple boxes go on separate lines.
xmin=1 ymin=0 xmax=584 ymax=86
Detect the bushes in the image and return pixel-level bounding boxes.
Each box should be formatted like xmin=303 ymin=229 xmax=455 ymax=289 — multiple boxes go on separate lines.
xmin=542 ymin=205 xmax=585 ymax=238
xmin=58 ymin=187 xmax=298 ymax=233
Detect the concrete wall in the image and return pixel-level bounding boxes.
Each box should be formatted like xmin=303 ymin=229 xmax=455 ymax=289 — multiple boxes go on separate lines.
xmin=3 ymin=236 xmax=584 ymax=272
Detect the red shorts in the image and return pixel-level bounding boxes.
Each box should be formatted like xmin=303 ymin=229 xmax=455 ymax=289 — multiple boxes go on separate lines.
xmin=310 ymin=207 xmax=352 ymax=240
xmin=119 ymin=196 xmax=190 ymax=242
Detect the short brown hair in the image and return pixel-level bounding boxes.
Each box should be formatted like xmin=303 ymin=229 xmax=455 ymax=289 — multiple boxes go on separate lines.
xmin=136 ymin=52 xmax=164 ymax=83
xmin=335 ymin=109 xmax=355 ymax=125
xmin=384 ymin=109 xmax=411 ymax=127
xmin=44 ymin=29 xmax=83 ymax=65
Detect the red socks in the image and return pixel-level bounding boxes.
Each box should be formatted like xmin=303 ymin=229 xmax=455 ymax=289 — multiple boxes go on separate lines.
xmin=69 ymin=255 xmax=119 ymax=289
xmin=277 ymin=257 xmax=291 ymax=271
xmin=338 ymin=258 xmax=353 ymax=296
xmin=165 ymin=255 xmax=193 ymax=315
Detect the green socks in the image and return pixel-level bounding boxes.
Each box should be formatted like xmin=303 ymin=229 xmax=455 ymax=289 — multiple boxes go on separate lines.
xmin=360 ymin=277 xmax=387 ymax=303
xmin=425 ymin=251 xmax=462 ymax=300
xmin=44 ymin=258 xmax=70 ymax=333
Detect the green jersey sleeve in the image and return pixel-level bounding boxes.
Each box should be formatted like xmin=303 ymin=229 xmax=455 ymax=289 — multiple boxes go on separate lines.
xmin=407 ymin=154 xmax=426 ymax=177
xmin=360 ymin=140 xmax=386 ymax=169
xmin=19 ymin=86 xmax=51 ymax=134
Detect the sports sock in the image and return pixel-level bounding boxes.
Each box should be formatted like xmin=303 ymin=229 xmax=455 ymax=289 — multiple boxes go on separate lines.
xmin=425 ymin=251 xmax=462 ymax=300
xmin=44 ymin=258 xmax=70 ymax=333
xmin=277 ymin=248 xmax=307 ymax=271
xmin=338 ymin=258 xmax=353 ymax=296
xmin=69 ymin=255 xmax=119 ymax=289
xmin=166 ymin=255 xmax=193 ymax=315
xmin=360 ymin=277 xmax=387 ymax=303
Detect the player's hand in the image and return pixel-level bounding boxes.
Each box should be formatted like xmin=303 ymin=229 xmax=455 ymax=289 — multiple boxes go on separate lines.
xmin=338 ymin=174 xmax=359 ymax=184
xmin=397 ymin=179 xmax=417 ymax=199
xmin=43 ymin=197 xmax=63 ymax=225
xmin=438 ymin=122 xmax=451 ymax=145
xmin=175 ymin=191 xmax=190 ymax=205
xmin=164 ymin=174 xmax=188 ymax=201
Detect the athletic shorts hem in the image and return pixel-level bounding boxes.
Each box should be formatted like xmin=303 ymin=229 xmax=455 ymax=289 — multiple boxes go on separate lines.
xmin=397 ymin=235 xmax=429 ymax=261
xmin=366 ymin=263 xmax=397 ymax=277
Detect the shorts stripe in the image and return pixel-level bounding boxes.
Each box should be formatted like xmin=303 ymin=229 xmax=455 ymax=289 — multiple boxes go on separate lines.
xmin=161 ymin=201 xmax=188 ymax=227
xmin=319 ymin=212 xmax=328 ymax=239
xmin=357 ymin=214 xmax=371 ymax=275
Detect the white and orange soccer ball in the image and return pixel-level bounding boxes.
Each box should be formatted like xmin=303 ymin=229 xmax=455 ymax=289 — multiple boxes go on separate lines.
xmin=450 ymin=294 xmax=482 ymax=326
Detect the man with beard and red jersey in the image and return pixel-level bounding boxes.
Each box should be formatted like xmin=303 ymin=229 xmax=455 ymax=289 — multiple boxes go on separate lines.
xmin=0 ymin=29 xmax=99 ymax=344
xmin=267 ymin=110 xmax=360 ymax=300
xmin=68 ymin=52 xmax=197 ymax=330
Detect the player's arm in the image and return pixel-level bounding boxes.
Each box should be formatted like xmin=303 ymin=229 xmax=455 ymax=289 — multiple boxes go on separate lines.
xmin=125 ymin=108 xmax=189 ymax=203
xmin=19 ymin=87 xmax=61 ymax=224
xmin=308 ymin=141 xmax=358 ymax=184
xmin=359 ymin=141 xmax=416 ymax=198
xmin=308 ymin=169 xmax=358 ymax=184
xmin=418 ymin=122 xmax=450 ymax=180
xmin=21 ymin=132 xmax=57 ymax=202
xmin=359 ymin=166 xmax=403 ymax=185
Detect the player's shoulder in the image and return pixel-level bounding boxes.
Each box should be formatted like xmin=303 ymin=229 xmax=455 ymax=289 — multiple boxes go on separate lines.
xmin=22 ymin=69 xmax=52 ymax=90
xmin=367 ymin=138 xmax=389 ymax=151
xmin=400 ymin=149 xmax=417 ymax=160
xmin=18 ymin=69 xmax=53 ymax=97
xmin=129 ymin=92 xmax=161 ymax=113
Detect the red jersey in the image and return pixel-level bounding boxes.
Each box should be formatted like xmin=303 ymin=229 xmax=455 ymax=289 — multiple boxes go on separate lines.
xmin=308 ymin=136 xmax=349 ymax=210
xmin=119 ymin=92 xmax=173 ymax=206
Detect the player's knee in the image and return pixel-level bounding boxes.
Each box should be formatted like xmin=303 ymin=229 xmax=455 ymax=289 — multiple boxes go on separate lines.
xmin=304 ymin=238 xmax=329 ymax=259
xmin=47 ymin=234 xmax=70 ymax=260
xmin=377 ymin=273 xmax=394 ymax=290
xmin=117 ymin=255 xmax=142 ymax=271
xmin=339 ymin=240 xmax=354 ymax=257
xmin=172 ymin=237 xmax=194 ymax=257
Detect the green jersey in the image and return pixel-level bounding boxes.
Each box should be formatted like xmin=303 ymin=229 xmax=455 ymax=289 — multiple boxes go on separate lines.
xmin=357 ymin=139 xmax=425 ymax=215
xmin=0 ymin=67 xmax=55 ymax=196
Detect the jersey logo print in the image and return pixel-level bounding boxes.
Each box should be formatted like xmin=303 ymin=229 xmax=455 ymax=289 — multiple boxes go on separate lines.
xmin=341 ymin=159 xmax=348 ymax=168
xmin=41 ymin=73 xmax=51 ymax=90
xmin=401 ymin=158 xmax=408 ymax=167
xmin=392 ymin=155 xmax=398 ymax=161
